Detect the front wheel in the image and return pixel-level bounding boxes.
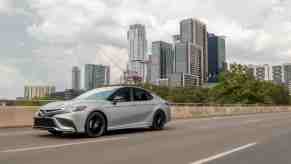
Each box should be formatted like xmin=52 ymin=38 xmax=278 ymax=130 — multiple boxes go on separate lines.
xmin=85 ymin=112 xmax=106 ymax=138
xmin=151 ymin=111 xmax=166 ymax=130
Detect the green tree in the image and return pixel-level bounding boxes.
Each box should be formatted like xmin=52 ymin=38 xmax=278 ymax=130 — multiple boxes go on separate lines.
xmin=210 ymin=64 xmax=290 ymax=105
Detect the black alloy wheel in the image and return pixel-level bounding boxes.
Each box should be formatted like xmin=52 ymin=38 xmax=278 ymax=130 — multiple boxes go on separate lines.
xmin=85 ymin=112 xmax=106 ymax=138
xmin=151 ymin=111 xmax=166 ymax=130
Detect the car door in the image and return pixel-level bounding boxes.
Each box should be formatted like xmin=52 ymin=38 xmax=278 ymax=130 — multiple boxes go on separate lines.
xmin=131 ymin=88 xmax=156 ymax=124
xmin=107 ymin=87 xmax=137 ymax=129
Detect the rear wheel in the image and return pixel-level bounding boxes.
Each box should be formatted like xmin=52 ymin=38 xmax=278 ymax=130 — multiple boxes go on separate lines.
xmin=151 ymin=111 xmax=166 ymax=130
xmin=85 ymin=112 xmax=106 ymax=138
xmin=48 ymin=130 xmax=63 ymax=135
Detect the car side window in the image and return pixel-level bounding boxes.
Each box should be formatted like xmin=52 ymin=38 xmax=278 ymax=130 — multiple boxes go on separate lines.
xmin=111 ymin=88 xmax=131 ymax=102
xmin=133 ymin=88 xmax=153 ymax=101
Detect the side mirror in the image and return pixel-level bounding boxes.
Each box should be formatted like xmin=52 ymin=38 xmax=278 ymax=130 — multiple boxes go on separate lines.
xmin=112 ymin=96 xmax=125 ymax=105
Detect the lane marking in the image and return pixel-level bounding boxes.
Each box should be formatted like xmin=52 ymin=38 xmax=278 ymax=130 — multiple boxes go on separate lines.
xmin=243 ymin=119 xmax=262 ymax=124
xmin=190 ymin=143 xmax=257 ymax=164
xmin=1 ymin=137 xmax=128 ymax=153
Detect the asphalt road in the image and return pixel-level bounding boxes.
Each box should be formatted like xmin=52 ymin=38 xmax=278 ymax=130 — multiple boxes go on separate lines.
xmin=1 ymin=113 xmax=291 ymax=164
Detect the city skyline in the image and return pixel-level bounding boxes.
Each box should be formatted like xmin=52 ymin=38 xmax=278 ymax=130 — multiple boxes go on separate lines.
xmin=1 ymin=0 xmax=291 ymax=99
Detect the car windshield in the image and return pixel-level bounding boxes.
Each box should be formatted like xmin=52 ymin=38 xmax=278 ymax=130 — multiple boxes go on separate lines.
xmin=74 ymin=87 xmax=116 ymax=101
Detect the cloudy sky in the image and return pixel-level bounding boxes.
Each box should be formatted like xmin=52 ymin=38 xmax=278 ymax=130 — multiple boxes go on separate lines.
xmin=0 ymin=0 xmax=291 ymax=99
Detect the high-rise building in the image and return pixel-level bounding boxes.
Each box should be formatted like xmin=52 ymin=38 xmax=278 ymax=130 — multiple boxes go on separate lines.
xmin=149 ymin=41 xmax=174 ymax=84
xmin=84 ymin=64 xmax=110 ymax=90
xmin=127 ymin=24 xmax=147 ymax=82
xmin=168 ymin=73 xmax=184 ymax=87
xmin=248 ymin=64 xmax=271 ymax=81
xmin=283 ymin=64 xmax=291 ymax=94
xmin=257 ymin=65 xmax=271 ymax=81
xmin=174 ymin=42 xmax=189 ymax=74
xmin=283 ymin=64 xmax=291 ymax=83
xmin=272 ymin=65 xmax=283 ymax=84
xmin=168 ymin=72 xmax=197 ymax=88
xmin=146 ymin=55 xmax=152 ymax=83
xmin=173 ymin=41 xmax=203 ymax=87
xmin=24 ymin=86 xmax=56 ymax=100
xmin=72 ymin=66 xmax=81 ymax=91
xmin=180 ymin=18 xmax=208 ymax=83
xmin=148 ymin=54 xmax=159 ymax=84
xmin=208 ymin=33 xmax=226 ymax=82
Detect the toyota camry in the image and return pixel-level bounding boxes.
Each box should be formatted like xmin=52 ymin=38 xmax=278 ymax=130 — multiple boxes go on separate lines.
xmin=33 ymin=86 xmax=171 ymax=137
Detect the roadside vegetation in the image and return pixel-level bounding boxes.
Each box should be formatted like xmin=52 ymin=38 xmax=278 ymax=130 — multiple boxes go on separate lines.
xmin=142 ymin=64 xmax=291 ymax=105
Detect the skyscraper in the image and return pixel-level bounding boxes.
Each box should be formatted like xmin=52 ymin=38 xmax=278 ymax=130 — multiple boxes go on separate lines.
xmin=208 ymin=33 xmax=226 ymax=82
xmin=174 ymin=42 xmax=189 ymax=74
xmin=84 ymin=64 xmax=110 ymax=90
xmin=180 ymin=18 xmax=208 ymax=84
xmin=127 ymin=24 xmax=147 ymax=82
xmin=72 ymin=66 xmax=81 ymax=91
xmin=172 ymin=41 xmax=202 ymax=87
xmin=149 ymin=41 xmax=174 ymax=84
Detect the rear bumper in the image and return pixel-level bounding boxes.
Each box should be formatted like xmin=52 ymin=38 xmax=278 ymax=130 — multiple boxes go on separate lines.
xmin=33 ymin=117 xmax=76 ymax=133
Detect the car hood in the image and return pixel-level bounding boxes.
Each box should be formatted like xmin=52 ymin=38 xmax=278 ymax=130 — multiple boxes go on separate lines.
xmin=41 ymin=100 xmax=111 ymax=111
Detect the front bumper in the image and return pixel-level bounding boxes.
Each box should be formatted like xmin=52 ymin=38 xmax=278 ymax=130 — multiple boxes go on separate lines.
xmin=33 ymin=117 xmax=76 ymax=133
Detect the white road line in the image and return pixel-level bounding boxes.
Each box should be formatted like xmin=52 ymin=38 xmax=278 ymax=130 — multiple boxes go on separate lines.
xmin=243 ymin=119 xmax=262 ymax=124
xmin=1 ymin=137 xmax=128 ymax=153
xmin=190 ymin=143 xmax=257 ymax=164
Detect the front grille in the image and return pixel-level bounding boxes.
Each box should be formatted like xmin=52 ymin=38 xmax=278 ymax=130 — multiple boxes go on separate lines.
xmin=34 ymin=118 xmax=56 ymax=128
xmin=39 ymin=109 xmax=65 ymax=117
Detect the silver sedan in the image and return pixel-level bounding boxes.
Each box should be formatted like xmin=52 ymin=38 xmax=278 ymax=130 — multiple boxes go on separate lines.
xmin=33 ymin=86 xmax=171 ymax=137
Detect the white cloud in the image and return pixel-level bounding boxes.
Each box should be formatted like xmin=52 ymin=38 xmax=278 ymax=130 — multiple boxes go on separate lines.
xmin=0 ymin=64 xmax=25 ymax=99
xmin=0 ymin=0 xmax=30 ymax=15
xmin=1 ymin=0 xmax=291 ymax=98
xmin=0 ymin=0 xmax=12 ymax=13
xmin=27 ymin=0 xmax=108 ymax=43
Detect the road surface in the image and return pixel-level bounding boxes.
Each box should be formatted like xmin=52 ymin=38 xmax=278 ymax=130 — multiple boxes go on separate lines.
xmin=1 ymin=112 xmax=291 ymax=164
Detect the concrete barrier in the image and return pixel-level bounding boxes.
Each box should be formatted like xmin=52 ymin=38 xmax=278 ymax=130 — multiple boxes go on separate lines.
xmin=171 ymin=105 xmax=291 ymax=119
xmin=0 ymin=106 xmax=38 ymax=128
xmin=1 ymin=105 xmax=291 ymax=128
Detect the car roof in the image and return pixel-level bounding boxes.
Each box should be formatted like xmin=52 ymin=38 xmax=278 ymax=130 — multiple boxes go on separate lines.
xmin=95 ymin=85 xmax=150 ymax=92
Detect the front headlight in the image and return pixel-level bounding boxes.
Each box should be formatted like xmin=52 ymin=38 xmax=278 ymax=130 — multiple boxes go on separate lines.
xmin=65 ymin=105 xmax=87 ymax=113
xmin=72 ymin=106 xmax=87 ymax=112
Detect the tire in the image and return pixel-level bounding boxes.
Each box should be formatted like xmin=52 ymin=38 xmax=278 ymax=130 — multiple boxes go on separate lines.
xmin=48 ymin=130 xmax=63 ymax=135
xmin=85 ymin=112 xmax=106 ymax=138
xmin=151 ymin=110 xmax=166 ymax=130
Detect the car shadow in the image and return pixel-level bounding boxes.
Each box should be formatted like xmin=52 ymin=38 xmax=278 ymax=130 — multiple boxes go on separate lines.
xmin=106 ymin=126 xmax=174 ymax=136
xmin=36 ymin=126 xmax=175 ymax=139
